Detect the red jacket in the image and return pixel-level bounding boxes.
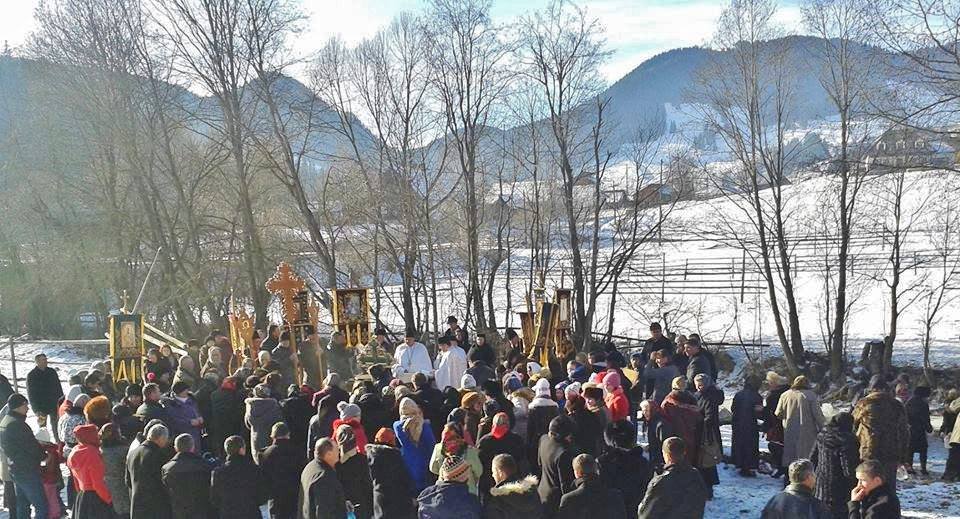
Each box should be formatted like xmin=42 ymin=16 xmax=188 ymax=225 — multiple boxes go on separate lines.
xmin=39 ymin=442 xmax=64 ymax=484
xmin=331 ymin=417 xmax=368 ymax=455
xmin=605 ymin=387 xmax=630 ymax=422
xmin=66 ymin=424 xmax=112 ymax=504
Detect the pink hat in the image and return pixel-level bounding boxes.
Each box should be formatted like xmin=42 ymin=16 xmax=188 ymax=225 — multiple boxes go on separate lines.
xmin=603 ymin=371 xmax=621 ymax=389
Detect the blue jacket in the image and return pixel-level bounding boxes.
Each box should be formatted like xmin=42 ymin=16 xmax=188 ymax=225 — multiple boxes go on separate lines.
xmin=416 ymin=481 xmax=480 ymax=519
xmin=393 ymin=420 xmax=436 ymax=493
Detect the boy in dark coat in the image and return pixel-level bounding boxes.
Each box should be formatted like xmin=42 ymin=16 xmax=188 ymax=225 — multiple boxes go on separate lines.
xmin=260 ymin=423 xmax=307 ymax=519
xmin=366 ymin=429 xmax=416 ymax=519
xmin=484 ymin=453 xmax=542 ymax=519
xmin=557 ymin=454 xmax=626 ymax=519
xmin=417 ymin=455 xmax=481 ymax=519
xmin=847 ymin=460 xmax=901 ymax=519
xmin=810 ymin=413 xmax=860 ymax=519
xmin=161 ymin=433 xmax=213 ymax=519
xmin=761 ymin=459 xmax=830 ymax=519
xmin=211 ymin=436 xmax=268 ymax=519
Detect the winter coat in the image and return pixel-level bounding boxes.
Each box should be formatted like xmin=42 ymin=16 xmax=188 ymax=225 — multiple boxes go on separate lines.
xmin=606 ymin=387 xmax=631 ymax=423
xmin=299 ymin=459 xmax=347 ymax=519
xmin=685 ymin=352 xmax=711 ymax=388
xmin=209 ymin=386 xmax=244 ymax=458
xmin=696 ymin=386 xmax=725 ymax=447
xmin=245 ymin=397 xmax=283 ymax=457
xmin=308 ymin=395 xmax=342 ymax=453
xmin=337 ymin=453 xmax=374 ymax=519
xmin=484 ymin=474 xmax=543 ymax=519
xmin=847 ymin=483 xmax=901 ymax=519
xmin=282 ymin=394 xmax=315 ymax=456
xmin=136 ymin=400 xmax=169 ymax=428
xmin=260 ymin=438 xmax=308 ymax=519
xmin=162 ymin=396 xmax=203 ymax=449
xmin=0 ymin=375 xmax=13 ymax=412
xmin=394 ymin=419 xmax=438 ymax=493
xmin=126 ymin=440 xmax=174 ymax=519
xmin=312 ymin=385 xmax=350 ymax=411
xmin=429 ymin=442 xmax=482 ymax=495
xmin=26 ymin=366 xmax=64 ymax=415
xmin=644 ymin=365 xmax=679 ymax=405
xmin=637 ymin=463 xmax=708 ymax=519
xmin=366 ymin=443 xmax=416 ymax=519
xmin=358 ymin=393 xmax=393 ymax=441
xmin=645 ymin=414 xmax=675 ymax=467
xmin=161 ymin=451 xmax=213 ymax=519
xmin=59 ymin=410 xmax=87 ymax=454
xmin=466 ymin=363 xmax=497 ymax=389
xmin=598 ymin=446 xmax=651 ymax=519
xmin=760 ymin=484 xmax=830 ymax=519
xmin=101 ymin=442 xmax=131 ymax=517
xmin=904 ymin=395 xmax=932 ymax=452
xmin=0 ymin=410 xmax=44 ymax=477
xmin=477 ymin=431 xmax=526 ymax=496
xmin=526 ymin=398 xmax=559 ymax=470
xmin=810 ymin=424 xmax=859 ymax=519
xmin=467 ymin=343 xmax=497 ymax=368
xmin=509 ymin=391 xmax=533 ymax=441
xmin=661 ymin=391 xmax=702 ymax=466
xmin=567 ymin=408 xmax=604 ymax=457
xmin=852 ymin=391 xmax=910 ymax=465
xmin=171 ymin=366 xmax=198 ymax=390
xmin=775 ymin=388 xmax=825 ymax=465
xmin=731 ymin=387 xmax=763 ymax=470
xmin=211 ymin=454 xmax=268 ymax=519
xmin=417 ymin=481 xmax=481 ymax=519
xmin=270 ymin=344 xmax=298 ymax=389
xmin=537 ymin=435 xmax=579 ymax=517
xmin=68 ymin=424 xmax=113 ymax=504
xmin=332 ymin=417 xmax=369 ymax=456
xmin=764 ymin=385 xmax=789 ymax=440
xmin=557 ymin=476 xmax=626 ymax=519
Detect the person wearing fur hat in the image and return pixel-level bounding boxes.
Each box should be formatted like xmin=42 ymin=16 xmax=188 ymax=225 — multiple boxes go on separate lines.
xmin=417 ymin=454 xmax=482 ymax=519
xmin=776 ymin=376 xmax=825 ymax=471
xmin=335 ymin=424 xmax=374 ymax=519
xmin=245 ymin=384 xmax=283 ymax=464
xmin=598 ymin=421 xmax=649 ymax=519
xmin=462 ymin=392 xmax=485 ymax=445
xmin=367 ymin=428 xmax=417 ymax=519
xmin=537 ymin=415 xmax=580 ymax=517
xmin=332 ymin=401 xmax=369 ymax=456
xmin=429 ymin=421 xmax=483 ymax=495
xmin=526 ymin=378 xmax=560 ymax=473
xmin=852 ymin=375 xmax=909 ymax=488
xmin=484 ymin=453 xmax=542 ymax=519
xmin=394 ymin=397 xmax=438 ymax=493
xmin=583 ymin=385 xmax=610 ymax=433
xmin=477 ymin=412 xmax=527 ymax=498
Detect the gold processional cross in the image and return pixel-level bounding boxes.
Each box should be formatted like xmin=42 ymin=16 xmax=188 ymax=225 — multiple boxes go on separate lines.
xmin=266 ymin=262 xmax=305 ymax=384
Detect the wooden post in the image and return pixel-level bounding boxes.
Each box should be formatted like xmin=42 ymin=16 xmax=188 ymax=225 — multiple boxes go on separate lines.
xmin=8 ymin=337 xmax=17 ymax=393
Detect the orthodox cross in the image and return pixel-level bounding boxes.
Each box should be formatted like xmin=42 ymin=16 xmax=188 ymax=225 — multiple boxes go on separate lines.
xmin=266 ymin=262 xmax=306 ymax=324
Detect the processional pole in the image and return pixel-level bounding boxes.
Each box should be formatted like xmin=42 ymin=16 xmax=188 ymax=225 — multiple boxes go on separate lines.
xmin=132 ymin=247 xmax=163 ymax=314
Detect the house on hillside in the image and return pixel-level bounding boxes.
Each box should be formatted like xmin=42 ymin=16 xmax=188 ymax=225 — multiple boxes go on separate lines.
xmin=634 ymin=183 xmax=678 ymax=207
xmin=866 ymin=127 xmax=957 ymax=172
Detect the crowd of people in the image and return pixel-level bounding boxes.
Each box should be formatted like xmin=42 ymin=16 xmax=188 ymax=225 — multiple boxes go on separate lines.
xmin=0 ymin=318 xmax=954 ymax=519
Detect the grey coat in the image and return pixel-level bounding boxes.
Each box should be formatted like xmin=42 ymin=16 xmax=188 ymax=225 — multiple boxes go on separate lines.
xmin=102 ymin=442 xmax=132 ymax=517
xmin=244 ymin=397 xmax=283 ymax=457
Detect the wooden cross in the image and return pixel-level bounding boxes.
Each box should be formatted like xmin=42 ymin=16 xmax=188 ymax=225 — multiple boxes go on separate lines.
xmin=266 ymin=262 xmax=306 ymax=324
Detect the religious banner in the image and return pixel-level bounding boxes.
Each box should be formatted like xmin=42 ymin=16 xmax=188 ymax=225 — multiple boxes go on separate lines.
xmin=331 ymin=288 xmax=370 ymax=349
xmin=109 ymin=313 xmax=145 ymax=384
xmin=229 ymin=294 xmax=255 ymax=372
xmin=531 ymin=301 xmax=555 ymax=367
xmin=552 ymin=289 xmax=574 ymax=360
xmin=518 ymin=311 xmax=535 ymax=357
xmin=266 ymin=262 xmax=306 ymax=384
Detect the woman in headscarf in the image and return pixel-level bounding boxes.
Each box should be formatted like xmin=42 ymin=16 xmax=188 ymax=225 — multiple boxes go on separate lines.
xmin=506 ymin=377 xmax=532 ymax=440
xmin=172 ymin=356 xmax=199 ymax=389
xmin=429 ymin=419 xmax=483 ymax=496
xmin=809 ymin=412 xmax=860 ymax=519
xmin=694 ymin=373 xmax=724 ymax=498
xmin=366 ymin=428 xmax=416 ymax=519
xmin=201 ymin=347 xmax=227 ymax=383
xmin=335 ymin=424 xmax=374 ymax=519
xmin=333 ymin=402 xmax=369 ymax=456
xmin=775 ymin=375 xmax=825 ymax=469
xmin=461 ymin=392 xmax=485 ymax=445
xmin=476 ymin=412 xmax=526 ymax=498
xmin=526 ymin=378 xmax=559 ymax=472
xmin=67 ymin=424 xmax=114 ymax=519
xmin=393 ymin=397 xmax=437 ymax=493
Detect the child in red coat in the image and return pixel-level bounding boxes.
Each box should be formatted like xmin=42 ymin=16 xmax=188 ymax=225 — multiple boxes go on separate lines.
xmin=36 ymin=429 xmax=65 ymax=519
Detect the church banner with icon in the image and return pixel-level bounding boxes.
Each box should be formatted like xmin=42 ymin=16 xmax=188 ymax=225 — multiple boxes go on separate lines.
xmin=109 ymin=313 xmax=145 ymax=384
xmin=331 ymin=288 xmax=370 ymax=349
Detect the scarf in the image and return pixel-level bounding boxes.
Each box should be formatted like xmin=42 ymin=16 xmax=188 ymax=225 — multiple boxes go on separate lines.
xmin=491 ymin=412 xmax=510 ymax=440
xmin=399 ymin=397 xmax=424 ymax=444
xmin=442 ymin=423 xmax=467 ymax=456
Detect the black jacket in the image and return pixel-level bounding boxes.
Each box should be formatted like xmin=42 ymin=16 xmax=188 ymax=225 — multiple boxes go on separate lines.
xmin=761 ymin=484 xmax=830 ymax=519
xmin=477 ymin=431 xmax=527 ymax=497
xmin=467 ymin=343 xmax=496 ymax=368
xmin=26 ymin=366 xmax=63 ymax=415
xmin=537 ymin=435 xmax=579 ymax=517
xmin=208 ymin=387 xmax=244 ymax=459
xmin=281 ymin=395 xmax=313 ymax=458
xmin=598 ymin=446 xmax=651 ymax=519
xmin=260 ymin=438 xmax=308 ymax=519
xmin=637 ymin=463 xmax=708 ymax=519
xmin=731 ymin=387 xmax=763 ymax=470
xmin=0 ymin=411 xmax=44 ymax=476
xmin=412 ymin=387 xmax=446 ymax=440
xmin=847 ymin=485 xmax=901 ymax=519
xmin=211 ymin=454 xmax=268 ymax=519
xmin=526 ymin=402 xmax=559 ymax=471
xmin=0 ymin=374 xmax=14 ymax=408
xmin=568 ymin=408 xmax=603 ymax=457
xmin=126 ymin=440 xmax=174 ymax=519
xmin=810 ymin=425 xmax=860 ymax=519
xmin=557 ymin=476 xmax=626 ymax=519
xmin=161 ymin=451 xmax=213 ymax=519
xmin=337 ymin=454 xmax=373 ymax=519
xmin=136 ymin=400 xmax=169 ymax=428
xmin=484 ymin=475 xmax=543 ymax=519
xmin=366 ymin=444 xmax=415 ymax=519
xmin=299 ymin=459 xmax=347 ymax=519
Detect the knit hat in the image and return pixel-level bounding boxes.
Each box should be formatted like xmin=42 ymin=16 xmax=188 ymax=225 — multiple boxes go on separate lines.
xmin=671 ymin=376 xmax=686 ymax=391
xmin=460 ymin=374 xmax=477 ymax=391
xmin=447 ymin=407 xmax=467 ymax=425
xmin=35 ymin=428 xmax=52 ymax=444
xmin=337 ymin=402 xmax=361 ymax=421
xmin=440 ymin=455 xmax=470 ymax=483
xmin=335 ymin=424 xmax=358 ymax=462
xmin=254 ymin=384 xmax=271 ymax=398
xmin=73 ymin=393 xmax=91 ymax=409
xmin=526 ymin=362 xmax=542 ymax=375
xmin=65 ymin=385 xmax=85 ymax=403
xmin=6 ymin=394 xmax=27 ymax=410
xmin=534 ymin=378 xmax=552 ymax=398
xmin=462 ymin=391 xmax=484 ymax=410
xmin=564 ymin=382 xmax=582 ymax=400
xmin=548 ymin=415 xmax=575 ymax=439
xmin=504 ymin=375 xmax=523 ymax=394
xmin=374 ymin=427 xmax=396 ymax=447
xmin=603 ymin=371 xmax=621 ymax=389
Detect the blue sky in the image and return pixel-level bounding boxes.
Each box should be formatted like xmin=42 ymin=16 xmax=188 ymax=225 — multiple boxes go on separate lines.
xmin=1 ymin=0 xmax=805 ymax=82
